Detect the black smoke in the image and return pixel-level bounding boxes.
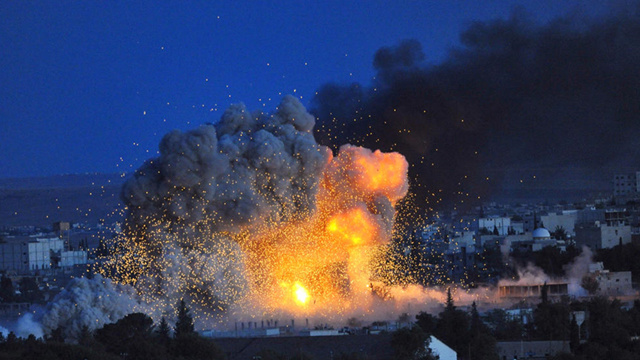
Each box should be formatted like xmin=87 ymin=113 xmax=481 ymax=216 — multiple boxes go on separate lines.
xmin=312 ymin=9 xmax=640 ymax=209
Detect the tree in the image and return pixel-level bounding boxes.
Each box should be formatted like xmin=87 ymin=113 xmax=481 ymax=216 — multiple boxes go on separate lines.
xmin=174 ymin=299 xmax=195 ymax=338
xmin=581 ymin=275 xmax=599 ymax=295
xmin=470 ymin=301 xmax=482 ymax=336
xmin=155 ymin=316 xmax=171 ymax=345
xmin=0 ymin=277 xmax=15 ymax=303
xmin=553 ymin=226 xmax=568 ymax=240
xmin=95 ymin=312 xmax=160 ymax=360
xmin=46 ymin=326 xmax=66 ymax=343
xmin=435 ymin=289 xmax=469 ymax=356
xmin=172 ymin=333 xmax=225 ymax=360
xmin=468 ymin=302 xmax=499 ymax=360
xmin=78 ymin=325 xmax=96 ymax=347
xmin=533 ymin=285 xmax=570 ymax=341
xmin=470 ymin=332 xmax=499 ymax=360
xmin=391 ymin=326 xmax=438 ymax=360
xmin=415 ymin=311 xmax=437 ymax=335
xmin=445 ymin=288 xmax=455 ymax=311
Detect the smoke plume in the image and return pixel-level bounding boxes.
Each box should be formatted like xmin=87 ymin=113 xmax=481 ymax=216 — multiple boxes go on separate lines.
xmin=312 ymin=9 xmax=640 ymax=208
xmin=87 ymin=95 xmax=418 ymax=328
xmin=39 ymin=275 xmax=139 ymax=341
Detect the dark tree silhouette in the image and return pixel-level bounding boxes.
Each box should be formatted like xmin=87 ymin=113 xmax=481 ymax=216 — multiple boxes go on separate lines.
xmin=174 ymin=299 xmax=195 ymax=338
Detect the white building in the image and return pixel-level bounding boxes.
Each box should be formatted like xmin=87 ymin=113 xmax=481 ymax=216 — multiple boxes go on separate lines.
xmin=587 ymin=262 xmax=633 ymax=296
xmin=0 ymin=236 xmax=86 ymax=273
xmin=429 ymin=336 xmax=457 ymax=360
xmin=541 ymin=210 xmax=578 ymax=237
xmin=575 ymin=222 xmax=631 ymax=250
xmin=60 ymin=251 xmax=88 ymax=267
xmin=479 ymin=216 xmax=511 ymax=235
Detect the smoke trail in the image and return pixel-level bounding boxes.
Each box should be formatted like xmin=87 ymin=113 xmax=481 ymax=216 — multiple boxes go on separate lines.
xmin=312 ymin=8 xmax=640 ymax=208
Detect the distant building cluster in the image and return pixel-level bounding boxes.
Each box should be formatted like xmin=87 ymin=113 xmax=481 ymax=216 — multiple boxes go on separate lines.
xmin=405 ymin=169 xmax=640 ymax=289
xmin=0 ymin=222 xmax=91 ymax=274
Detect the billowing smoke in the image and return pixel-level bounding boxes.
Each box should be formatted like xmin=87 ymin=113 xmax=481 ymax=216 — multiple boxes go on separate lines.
xmin=499 ymin=246 xmax=595 ymax=298
xmin=122 ymin=95 xmax=327 ymax=231
xmin=15 ymin=313 xmax=43 ymax=339
xmin=39 ymin=275 xmax=139 ymax=341
xmin=105 ymin=96 xmax=331 ymax=319
xmin=312 ymin=8 xmax=640 ymax=208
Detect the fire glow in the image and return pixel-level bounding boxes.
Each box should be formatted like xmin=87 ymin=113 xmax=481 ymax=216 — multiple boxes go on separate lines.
xmin=236 ymin=144 xmax=409 ymax=318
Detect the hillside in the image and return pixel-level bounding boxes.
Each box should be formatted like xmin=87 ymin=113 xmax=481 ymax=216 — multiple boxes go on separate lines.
xmin=0 ymin=173 xmax=126 ymax=228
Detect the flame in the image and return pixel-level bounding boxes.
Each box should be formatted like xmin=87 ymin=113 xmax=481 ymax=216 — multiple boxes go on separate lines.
xmin=355 ymin=149 xmax=408 ymax=199
xmin=293 ymin=282 xmax=310 ymax=305
xmin=235 ymin=145 xmax=408 ymax=316
xmin=326 ymin=207 xmax=377 ymax=246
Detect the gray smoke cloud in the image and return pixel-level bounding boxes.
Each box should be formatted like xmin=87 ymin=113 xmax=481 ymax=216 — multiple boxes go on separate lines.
xmin=122 ymin=95 xmax=328 ymax=231
xmin=39 ymin=275 xmax=139 ymax=342
xmin=109 ymin=95 xmax=332 ymax=321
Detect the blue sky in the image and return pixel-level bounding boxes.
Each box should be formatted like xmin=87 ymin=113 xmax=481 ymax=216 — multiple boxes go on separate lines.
xmin=0 ymin=1 xmax=610 ymax=178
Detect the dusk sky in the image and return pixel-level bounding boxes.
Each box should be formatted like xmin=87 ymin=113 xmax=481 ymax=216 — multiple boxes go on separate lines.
xmin=0 ymin=1 xmax=614 ymax=178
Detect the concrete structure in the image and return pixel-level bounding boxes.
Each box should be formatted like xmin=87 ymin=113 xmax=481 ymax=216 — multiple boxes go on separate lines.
xmin=541 ymin=210 xmax=578 ymax=237
xmin=586 ymin=262 xmax=633 ymax=296
xmin=575 ymin=222 xmax=631 ymax=250
xmin=0 ymin=236 xmax=87 ymax=273
xmin=0 ymin=236 xmax=64 ymax=273
xmin=202 ymin=327 xmax=280 ymax=338
xmin=497 ymin=341 xmax=570 ymax=359
xmin=27 ymin=237 xmax=63 ymax=270
xmin=0 ymin=242 xmax=29 ymax=273
xmin=479 ymin=216 xmax=511 ymax=236
xmin=60 ymin=251 xmax=88 ymax=267
xmin=498 ymin=283 xmax=568 ymax=299
xmin=299 ymin=329 xmax=345 ymax=337
xmin=613 ymin=171 xmax=640 ymax=197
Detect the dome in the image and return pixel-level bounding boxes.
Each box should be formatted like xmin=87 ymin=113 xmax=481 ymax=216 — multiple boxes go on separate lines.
xmin=532 ymin=227 xmax=551 ymax=239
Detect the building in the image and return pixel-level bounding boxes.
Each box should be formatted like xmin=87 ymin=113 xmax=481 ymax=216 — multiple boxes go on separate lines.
xmin=541 ymin=210 xmax=578 ymax=237
xmin=0 ymin=242 xmax=28 ymax=273
xmin=60 ymin=251 xmax=88 ymax=267
xmin=585 ymin=262 xmax=633 ymax=296
xmin=0 ymin=236 xmax=87 ymax=273
xmin=429 ymin=335 xmax=457 ymax=360
xmin=532 ymin=228 xmax=551 ymax=240
xmin=498 ymin=283 xmax=568 ymax=299
xmin=213 ymin=334 xmax=456 ymax=360
xmin=575 ymin=222 xmax=631 ymax=250
xmin=479 ymin=216 xmax=511 ymax=235
xmin=613 ymin=171 xmax=640 ymax=197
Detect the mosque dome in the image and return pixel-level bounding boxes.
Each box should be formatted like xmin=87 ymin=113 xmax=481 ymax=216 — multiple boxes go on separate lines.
xmin=532 ymin=227 xmax=551 ymax=239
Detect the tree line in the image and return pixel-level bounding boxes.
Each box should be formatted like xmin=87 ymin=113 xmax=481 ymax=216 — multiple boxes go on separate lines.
xmin=0 ymin=299 xmax=225 ymax=360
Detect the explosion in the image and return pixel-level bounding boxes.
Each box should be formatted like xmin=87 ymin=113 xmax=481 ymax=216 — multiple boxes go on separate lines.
xmin=97 ymin=96 xmax=412 ymax=325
